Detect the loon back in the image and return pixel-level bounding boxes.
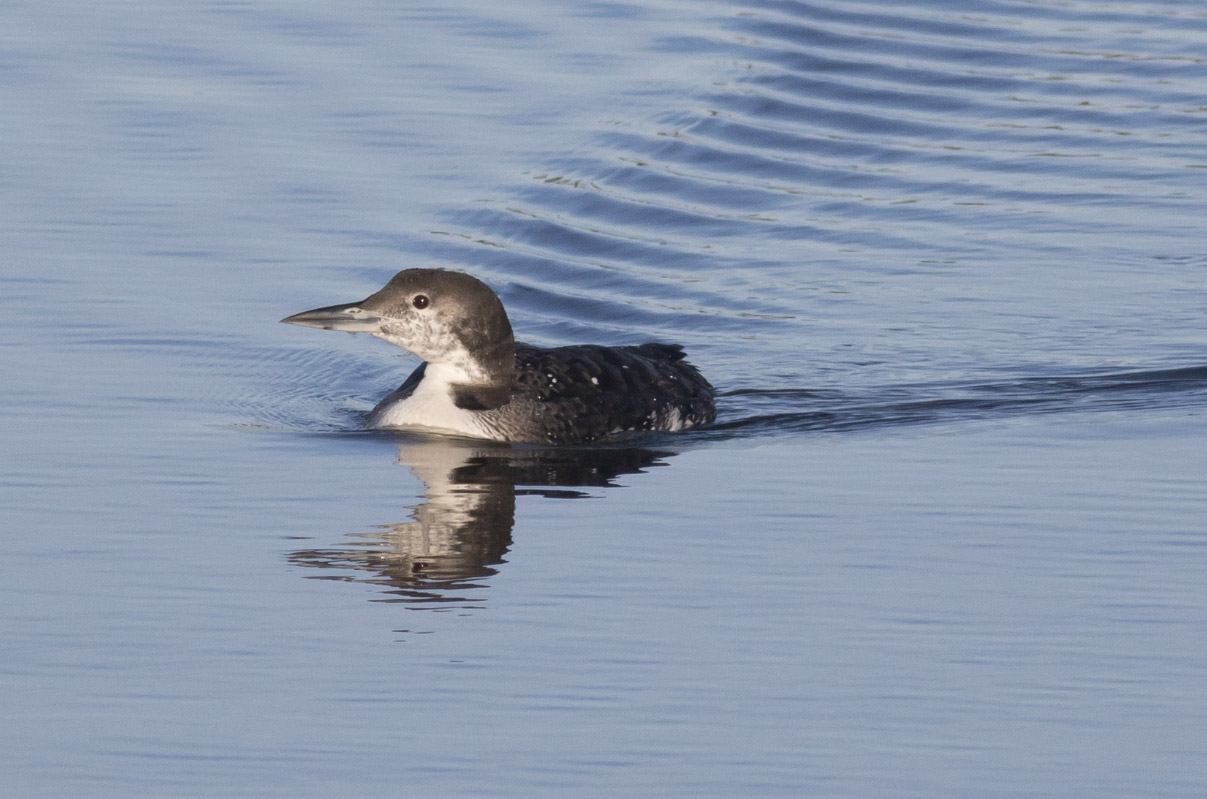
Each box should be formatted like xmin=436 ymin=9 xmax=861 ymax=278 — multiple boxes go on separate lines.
xmin=508 ymin=341 xmax=714 ymax=444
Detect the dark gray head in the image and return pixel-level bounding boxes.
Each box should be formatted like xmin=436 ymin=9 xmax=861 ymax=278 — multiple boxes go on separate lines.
xmin=281 ymin=269 xmax=516 ymax=410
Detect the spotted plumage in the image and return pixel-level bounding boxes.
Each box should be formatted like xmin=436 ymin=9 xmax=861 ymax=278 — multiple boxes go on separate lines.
xmin=282 ymin=269 xmax=715 ymax=444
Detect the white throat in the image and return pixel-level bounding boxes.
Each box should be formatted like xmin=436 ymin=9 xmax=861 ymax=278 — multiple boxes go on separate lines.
xmin=373 ymin=328 xmax=488 ymax=383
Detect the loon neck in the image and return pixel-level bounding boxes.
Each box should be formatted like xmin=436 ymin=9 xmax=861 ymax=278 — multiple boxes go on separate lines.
xmin=429 ymin=336 xmax=514 ymax=411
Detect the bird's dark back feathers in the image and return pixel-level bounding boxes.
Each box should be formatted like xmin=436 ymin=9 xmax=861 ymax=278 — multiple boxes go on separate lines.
xmin=509 ymin=342 xmax=715 ymax=444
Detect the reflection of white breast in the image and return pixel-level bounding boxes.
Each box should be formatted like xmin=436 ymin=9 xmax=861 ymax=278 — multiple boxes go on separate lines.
xmin=370 ymin=363 xmax=493 ymax=438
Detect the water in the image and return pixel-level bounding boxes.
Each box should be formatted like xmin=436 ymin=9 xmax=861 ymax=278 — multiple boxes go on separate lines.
xmin=3 ymin=0 xmax=1207 ymax=796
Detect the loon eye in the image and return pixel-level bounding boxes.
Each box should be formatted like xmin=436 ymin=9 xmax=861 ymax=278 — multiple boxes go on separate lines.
xmin=412 ymin=294 xmax=430 ymax=310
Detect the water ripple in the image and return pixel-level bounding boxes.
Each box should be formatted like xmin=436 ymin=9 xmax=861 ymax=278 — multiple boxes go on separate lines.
xmin=712 ymin=364 xmax=1207 ymax=437
xmin=226 ymin=0 xmax=1207 ymax=441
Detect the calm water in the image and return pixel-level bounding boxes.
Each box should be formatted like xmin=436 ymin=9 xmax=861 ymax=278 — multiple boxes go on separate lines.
xmin=3 ymin=0 xmax=1207 ymax=796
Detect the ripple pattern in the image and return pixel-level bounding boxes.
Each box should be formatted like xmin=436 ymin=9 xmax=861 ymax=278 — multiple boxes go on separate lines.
xmin=401 ymin=0 xmax=1207 ymax=436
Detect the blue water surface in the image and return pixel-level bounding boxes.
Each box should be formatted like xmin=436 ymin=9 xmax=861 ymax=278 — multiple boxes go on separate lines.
xmin=3 ymin=0 xmax=1207 ymax=796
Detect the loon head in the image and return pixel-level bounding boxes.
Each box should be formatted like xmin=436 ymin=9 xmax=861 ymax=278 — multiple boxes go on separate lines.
xmin=282 ymin=268 xmax=516 ymax=410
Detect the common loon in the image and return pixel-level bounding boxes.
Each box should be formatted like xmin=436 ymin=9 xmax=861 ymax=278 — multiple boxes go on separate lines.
xmin=281 ymin=268 xmax=716 ymax=444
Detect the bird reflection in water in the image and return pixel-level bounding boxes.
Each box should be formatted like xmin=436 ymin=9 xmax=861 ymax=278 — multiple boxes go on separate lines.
xmin=289 ymin=438 xmax=673 ymax=608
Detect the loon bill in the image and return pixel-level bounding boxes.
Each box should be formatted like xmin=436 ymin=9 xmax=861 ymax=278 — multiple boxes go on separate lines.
xmin=281 ymin=268 xmax=716 ymax=444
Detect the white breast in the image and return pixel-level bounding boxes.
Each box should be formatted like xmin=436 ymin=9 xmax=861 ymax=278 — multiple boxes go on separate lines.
xmin=368 ymin=362 xmax=497 ymax=439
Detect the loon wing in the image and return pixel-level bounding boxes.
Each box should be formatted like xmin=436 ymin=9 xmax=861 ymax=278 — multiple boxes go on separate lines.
xmin=511 ymin=343 xmax=715 ymax=443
